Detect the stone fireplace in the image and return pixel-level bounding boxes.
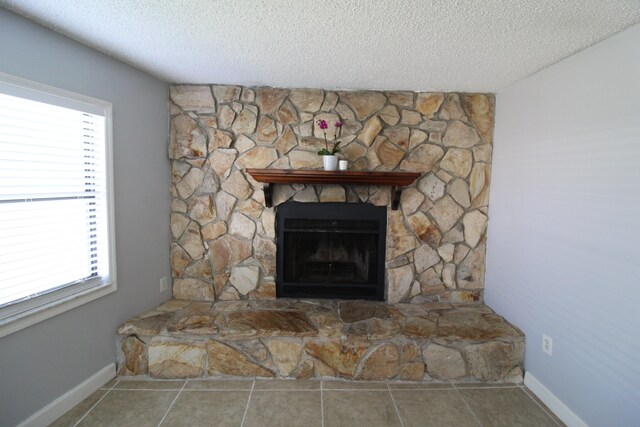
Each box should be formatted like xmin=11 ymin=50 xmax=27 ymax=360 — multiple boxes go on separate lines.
xmin=169 ymin=85 xmax=494 ymax=304
xmin=276 ymin=201 xmax=387 ymax=300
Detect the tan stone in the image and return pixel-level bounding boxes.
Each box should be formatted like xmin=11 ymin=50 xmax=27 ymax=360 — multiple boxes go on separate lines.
xmin=462 ymin=210 xmax=488 ymax=248
xmin=237 ymin=198 xmax=263 ymax=219
xmin=219 ymin=286 xmax=240 ymax=301
xmin=462 ymin=94 xmax=494 ymax=143
xmin=304 ymin=341 xmax=368 ymax=377
xmin=443 ymin=224 xmax=464 ymax=244
xmin=400 ymin=188 xmax=425 ymax=216
xmin=429 ymin=195 xmax=463 ymax=232
xmin=188 ymin=195 xmax=216 ymax=225
xmin=307 ymin=311 xmax=344 ymax=338
xmin=420 ymin=120 xmax=447 ymax=132
xmin=173 ymin=278 xmax=214 ymax=301
xmin=339 ymin=300 xmax=391 ymax=323
xmin=223 ymin=310 xmax=317 ymax=338
xmin=208 ymin=234 xmax=251 ymax=273
xmin=408 ymin=212 xmax=441 ymax=247
xmin=403 ymin=316 xmax=437 ymax=338
xmin=221 ymin=170 xmax=252 ymax=199
xmin=117 ymin=312 xmax=172 ymax=336
xmin=400 ymin=362 xmax=425 ymax=381
xmin=275 ymin=126 xmax=298 ymax=155
xmin=170 ymin=114 xmax=207 ymax=159
xmin=293 ymin=187 xmax=319 ymax=203
xmin=231 ymin=108 xmax=257 ymax=134
xmin=241 ymin=87 xmax=255 ymax=102
xmin=256 ymin=88 xmax=289 ymax=114
xmin=469 ymin=163 xmax=489 ymax=205
xmin=289 ymin=150 xmax=322 ymax=169
xmin=273 ymin=184 xmax=296 ymax=206
xmin=212 ymin=85 xmax=241 ymax=103
xmin=215 ymin=191 xmax=236 ymax=221
xmin=419 ymin=268 xmax=444 ymax=292
xmin=250 ymin=280 xmax=276 ymax=299
xmin=387 ymin=264 xmax=414 ymax=303
xmin=229 ymin=265 xmax=260 ymax=295
xmin=341 ymin=142 xmax=367 ymax=161
xmin=236 ymin=146 xmax=278 ymax=169
xmin=167 ymin=308 xmax=217 ymax=335
xmin=415 ymin=92 xmax=444 ymax=116
xmin=357 ymin=116 xmax=382 ymax=147
xmin=178 ymin=222 xmax=205 ymax=259
xmin=457 ymin=243 xmax=485 ymax=289
xmin=201 ymin=222 xmax=227 ymax=242
xmin=176 ymin=167 xmax=204 ymax=199
xmin=387 ymin=91 xmax=413 ymax=107
xmin=414 ymin=244 xmax=441 ymax=273
xmin=338 ymin=91 xmax=386 ymax=121
xmin=228 ymin=212 xmax=255 ymax=240
xmin=320 ymin=92 xmax=339 ymax=111
xmin=400 ymin=144 xmax=444 ymax=172
xmin=442 ymin=263 xmax=456 ymax=288
xmin=171 ymin=244 xmax=190 ymax=277
xmin=440 ymin=94 xmax=468 ymax=121
xmin=383 ymin=127 xmax=410 ymax=150
xmin=278 ymin=100 xmax=299 ymax=126
xmin=319 ymin=185 xmax=346 ymax=202
xmin=217 ymin=105 xmax=236 ymax=130
xmin=387 ymin=210 xmax=419 ymax=259
xmin=450 ymin=179 xmax=471 ymax=208
xmin=409 ymin=129 xmax=428 ymax=149
xmin=207 ymin=129 xmax=233 ymax=150
xmin=149 ymin=337 xmax=206 ymax=378
xmin=473 ymin=144 xmax=492 ymax=163
xmin=401 ymin=109 xmax=422 ymax=125
xmin=208 ymin=149 xmax=236 ymax=180
xmin=422 ymin=344 xmax=466 ymax=379
xmin=437 ymin=243 xmax=455 ymax=263
xmin=119 ymin=335 xmax=148 ymax=376
xmin=465 ymin=341 xmax=520 ymax=380
xmin=184 ymin=259 xmax=213 ymax=280
xmin=256 ymin=116 xmax=278 ymax=143
xmin=207 ymin=339 xmax=275 ymax=377
xmin=418 ymin=173 xmax=446 ymax=201
xmin=368 ymin=318 xmax=401 ymax=340
xmin=261 ymin=209 xmax=276 ymax=238
xmin=169 ymin=85 xmax=215 ymax=113
xmin=290 ymin=88 xmax=324 ymax=112
xmin=235 ymin=135 xmax=255 ymax=153
xmin=380 ymin=105 xmax=400 ymax=126
xmin=293 ymin=359 xmax=315 ymax=379
xmin=440 ymin=148 xmax=473 ymax=178
xmin=170 ymin=213 xmax=190 ymax=239
xmin=355 ymin=343 xmax=399 ymax=380
xmin=454 ymin=244 xmax=471 ymax=264
xmin=171 ymin=160 xmax=190 ymax=183
xmin=443 ymin=121 xmax=480 ymax=148
xmin=266 ymin=339 xmax=303 ymax=376
xmin=373 ymin=136 xmax=404 ymax=170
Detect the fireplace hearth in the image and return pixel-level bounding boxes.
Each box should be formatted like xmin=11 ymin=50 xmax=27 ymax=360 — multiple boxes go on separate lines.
xmin=276 ymin=202 xmax=386 ymax=300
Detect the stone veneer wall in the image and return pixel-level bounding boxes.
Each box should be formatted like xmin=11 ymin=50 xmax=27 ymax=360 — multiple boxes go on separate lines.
xmin=169 ymin=85 xmax=494 ymax=304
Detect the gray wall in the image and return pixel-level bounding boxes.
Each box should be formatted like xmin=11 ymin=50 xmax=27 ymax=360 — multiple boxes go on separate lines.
xmin=0 ymin=9 xmax=170 ymax=426
xmin=487 ymin=24 xmax=640 ymax=426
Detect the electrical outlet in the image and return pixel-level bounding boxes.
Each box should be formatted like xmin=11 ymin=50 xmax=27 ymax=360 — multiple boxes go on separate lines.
xmin=542 ymin=334 xmax=553 ymax=355
xmin=159 ymin=276 xmax=168 ymax=293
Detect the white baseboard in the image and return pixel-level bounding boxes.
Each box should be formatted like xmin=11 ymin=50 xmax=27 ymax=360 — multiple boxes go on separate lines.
xmin=17 ymin=363 xmax=116 ymax=427
xmin=524 ymin=371 xmax=588 ymax=427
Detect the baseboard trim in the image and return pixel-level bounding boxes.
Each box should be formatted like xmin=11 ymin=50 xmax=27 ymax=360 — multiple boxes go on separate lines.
xmin=17 ymin=363 xmax=115 ymax=427
xmin=524 ymin=371 xmax=588 ymax=427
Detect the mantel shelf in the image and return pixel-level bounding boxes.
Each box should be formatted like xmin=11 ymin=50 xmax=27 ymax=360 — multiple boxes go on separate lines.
xmin=246 ymin=169 xmax=421 ymax=210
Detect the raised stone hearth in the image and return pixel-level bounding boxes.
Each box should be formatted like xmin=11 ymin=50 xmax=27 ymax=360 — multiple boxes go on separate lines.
xmin=117 ymin=299 xmax=524 ymax=382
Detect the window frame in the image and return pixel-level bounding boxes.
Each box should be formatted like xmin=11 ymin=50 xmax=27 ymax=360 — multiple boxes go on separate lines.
xmin=0 ymin=72 xmax=117 ymax=339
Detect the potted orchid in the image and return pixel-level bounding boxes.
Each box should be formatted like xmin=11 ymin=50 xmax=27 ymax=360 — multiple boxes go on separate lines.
xmin=316 ymin=119 xmax=342 ymax=171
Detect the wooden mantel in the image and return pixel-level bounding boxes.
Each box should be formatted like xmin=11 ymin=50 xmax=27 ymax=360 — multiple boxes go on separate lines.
xmin=246 ymin=169 xmax=421 ymax=210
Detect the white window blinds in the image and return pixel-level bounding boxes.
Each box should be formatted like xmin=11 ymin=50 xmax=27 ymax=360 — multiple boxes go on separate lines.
xmin=0 ymin=78 xmax=112 ymax=314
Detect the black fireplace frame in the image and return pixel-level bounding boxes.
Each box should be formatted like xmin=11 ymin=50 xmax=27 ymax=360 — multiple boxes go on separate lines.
xmin=276 ymin=202 xmax=387 ymax=300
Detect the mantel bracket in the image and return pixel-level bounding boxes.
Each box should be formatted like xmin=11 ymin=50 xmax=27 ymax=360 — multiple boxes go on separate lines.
xmin=263 ymin=183 xmax=273 ymax=208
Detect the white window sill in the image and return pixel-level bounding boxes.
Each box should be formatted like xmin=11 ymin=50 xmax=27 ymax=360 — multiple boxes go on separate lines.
xmin=0 ymin=283 xmax=116 ymax=339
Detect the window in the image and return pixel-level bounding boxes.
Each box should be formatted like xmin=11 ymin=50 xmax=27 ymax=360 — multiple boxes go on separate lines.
xmin=0 ymin=72 xmax=116 ymax=337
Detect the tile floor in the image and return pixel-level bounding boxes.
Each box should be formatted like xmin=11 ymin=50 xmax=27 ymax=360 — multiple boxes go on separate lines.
xmin=51 ymin=378 xmax=564 ymax=427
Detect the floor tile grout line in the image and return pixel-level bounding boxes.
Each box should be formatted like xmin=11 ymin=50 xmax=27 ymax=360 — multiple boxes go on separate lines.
xmin=520 ymin=385 xmax=563 ymax=427
xmin=239 ymin=379 xmax=255 ymax=427
xmin=72 ymin=383 xmax=115 ymax=427
xmin=387 ymin=384 xmax=406 ymax=427
xmin=452 ymin=382 xmax=484 ymax=427
xmin=320 ymin=381 xmax=324 ymax=427
xmin=157 ymin=380 xmax=186 ymax=426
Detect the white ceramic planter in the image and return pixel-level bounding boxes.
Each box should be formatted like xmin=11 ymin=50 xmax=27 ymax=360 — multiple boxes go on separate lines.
xmin=322 ymin=155 xmax=338 ymax=171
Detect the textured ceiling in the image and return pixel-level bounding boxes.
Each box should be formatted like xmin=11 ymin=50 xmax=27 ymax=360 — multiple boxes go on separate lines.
xmin=3 ymin=0 xmax=640 ymax=91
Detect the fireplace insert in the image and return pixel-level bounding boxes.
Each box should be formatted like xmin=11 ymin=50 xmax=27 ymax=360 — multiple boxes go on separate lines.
xmin=276 ymin=202 xmax=387 ymax=300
